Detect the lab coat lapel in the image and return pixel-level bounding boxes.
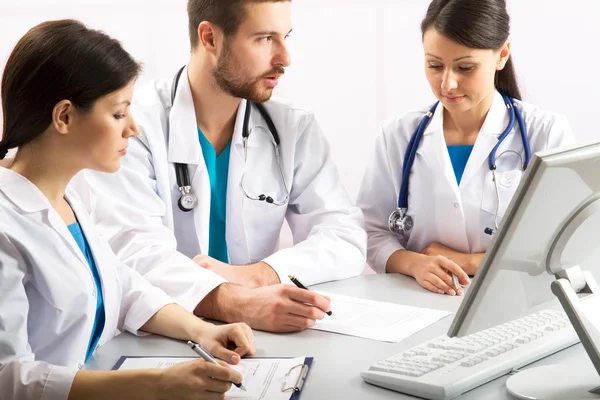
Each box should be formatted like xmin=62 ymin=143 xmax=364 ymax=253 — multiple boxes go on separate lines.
xmin=65 ymin=190 xmax=116 ymax=329
xmin=418 ymin=103 xmax=462 ymax=202
xmin=0 ymin=169 xmax=91 ymax=270
xmin=460 ymin=92 xmax=508 ymax=188
xmin=416 ymin=103 xmax=471 ymax=250
xmin=166 ymin=66 xmax=210 ymax=255
xmin=47 ymin=206 xmax=91 ymax=271
xmin=227 ymin=99 xmax=252 ymax=263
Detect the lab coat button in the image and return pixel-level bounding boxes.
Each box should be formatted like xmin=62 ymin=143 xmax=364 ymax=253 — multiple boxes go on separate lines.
xmin=77 ymin=363 xmax=83 ymax=369
xmin=454 ymin=203 xmax=459 ymax=208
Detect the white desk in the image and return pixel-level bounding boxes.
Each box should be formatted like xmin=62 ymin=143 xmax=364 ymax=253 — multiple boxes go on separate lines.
xmin=85 ymin=274 xmax=591 ymax=399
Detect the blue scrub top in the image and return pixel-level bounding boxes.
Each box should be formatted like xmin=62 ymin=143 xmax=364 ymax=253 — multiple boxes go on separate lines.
xmin=447 ymin=145 xmax=474 ymax=185
xmin=198 ymin=127 xmax=231 ymax=263
xmin=67 ymin=222 xmax=106 ymax=361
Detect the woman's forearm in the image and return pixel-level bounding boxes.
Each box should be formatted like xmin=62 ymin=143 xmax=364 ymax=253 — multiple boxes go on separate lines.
xmin=140 ymin=303 xmax=208 ymax=340
xmin=386 ymin=249 xmax=428 ymax=276
xmin=68 ymin=369 xmax=161 ymax=400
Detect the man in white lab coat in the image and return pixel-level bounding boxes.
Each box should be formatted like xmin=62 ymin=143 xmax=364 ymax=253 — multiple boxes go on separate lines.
xmin=84 ymin=0 xmax=366 ymax=332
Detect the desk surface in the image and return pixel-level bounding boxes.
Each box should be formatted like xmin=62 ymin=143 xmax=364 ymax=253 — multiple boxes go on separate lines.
xmin=85 ymin=274 xmax=590 ymax=400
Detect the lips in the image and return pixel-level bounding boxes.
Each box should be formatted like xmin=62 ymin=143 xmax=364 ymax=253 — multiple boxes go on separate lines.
xmin=442 ymin=94 xmax=465 ymax=104
xmin=266 ymin=74 xmax=281 ymax=80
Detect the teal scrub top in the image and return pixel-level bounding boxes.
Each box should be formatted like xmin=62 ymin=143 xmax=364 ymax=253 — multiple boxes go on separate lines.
xmin=447 ymin=145 xmax=474 ymax=185
xmin=198 ymin=127 xmax=231 ymax=263
xmin=67 ymin=222 xmax=106 ymax=361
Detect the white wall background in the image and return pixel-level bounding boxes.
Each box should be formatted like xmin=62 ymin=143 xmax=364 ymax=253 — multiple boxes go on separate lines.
xmin=1 ymin=0 xmax=599 ymax=200
xmin=1 ymin=0 xmax=599 ymax=266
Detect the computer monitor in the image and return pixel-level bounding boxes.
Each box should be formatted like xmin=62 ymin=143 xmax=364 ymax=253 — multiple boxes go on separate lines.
xmin=448 ymin=141 xmax=600 ymax=398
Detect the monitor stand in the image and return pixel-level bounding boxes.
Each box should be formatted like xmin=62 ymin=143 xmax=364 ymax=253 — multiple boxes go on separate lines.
xmin=505 ymin=267 xmax=600 ymax=399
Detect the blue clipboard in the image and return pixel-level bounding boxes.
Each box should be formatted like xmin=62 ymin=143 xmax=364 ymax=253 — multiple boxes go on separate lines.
xmin=111 ymin=355 xmax=313 ymax=399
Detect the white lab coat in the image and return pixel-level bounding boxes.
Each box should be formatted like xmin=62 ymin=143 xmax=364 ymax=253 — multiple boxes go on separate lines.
xmin=82 ymin=65 xmax=366 ymax=311
xmin=0 ymin=168 xmax=173 ymax=400
xmin=357 ymin=91 xmax=575 ymax=274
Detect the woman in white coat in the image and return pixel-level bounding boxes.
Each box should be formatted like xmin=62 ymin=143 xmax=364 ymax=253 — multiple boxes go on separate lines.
xmin=0 ymin=20 xmax=254 ymax=400
xmin=357 ymin=0 xmax=575 ymax=296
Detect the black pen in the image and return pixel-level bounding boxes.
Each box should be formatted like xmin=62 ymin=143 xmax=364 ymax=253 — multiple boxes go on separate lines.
xmin=288 ymin=275 xmax=334 ymax=317
xmin=187 ymin=341 xmax=246 ymax=391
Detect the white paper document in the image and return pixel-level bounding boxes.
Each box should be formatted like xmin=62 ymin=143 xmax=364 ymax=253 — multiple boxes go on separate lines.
xmin=114 ymin=356 xmax=309 ymax=400
xmin=309 ymin=291 xmax=451 ymax=342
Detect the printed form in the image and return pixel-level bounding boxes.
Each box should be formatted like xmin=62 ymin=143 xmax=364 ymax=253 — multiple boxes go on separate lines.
xmin=310 ymin=291 xmax=451 ymax=342
xmin=115 ymin=356 xmax=308 ymax=400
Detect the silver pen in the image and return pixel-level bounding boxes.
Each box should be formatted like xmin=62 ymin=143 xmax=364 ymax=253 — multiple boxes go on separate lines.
xmin=452 ymin=273 xmax=460 ymax=291
xmin=187 ymin=341 xmax=246 ymax=392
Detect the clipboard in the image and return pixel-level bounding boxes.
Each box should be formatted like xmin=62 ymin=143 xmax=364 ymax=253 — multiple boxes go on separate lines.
xmin=111 ymin=355 xmax=313 ymax=399
xmin=282 ymin=357 xmax=313 ymax=399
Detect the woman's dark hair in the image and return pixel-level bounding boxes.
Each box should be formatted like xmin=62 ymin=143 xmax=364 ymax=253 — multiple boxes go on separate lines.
xmin=0 ymin=19 xmax=142 ymax=159
xmin=421 ymin=0 xmax=522 ymax=100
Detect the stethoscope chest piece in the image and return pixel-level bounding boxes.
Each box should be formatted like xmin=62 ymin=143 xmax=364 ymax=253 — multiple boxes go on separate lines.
xmin=388 ymin=208 xmax=413 ymax=236
xmin=178 ymin=190 xmax=198 ymax=212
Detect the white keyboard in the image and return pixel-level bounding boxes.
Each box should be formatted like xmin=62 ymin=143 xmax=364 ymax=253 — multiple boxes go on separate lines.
xmin=361 ymin=309 xmax=579 ymax=400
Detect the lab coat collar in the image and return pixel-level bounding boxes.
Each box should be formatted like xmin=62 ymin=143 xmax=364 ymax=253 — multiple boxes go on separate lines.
xmin=0 ymin=168 xmax=51 ymax=213
xmin=166 ymin=64 xmax=263 ymax=165
xmin=231 ymin=100 xmax=271 ymax=161
xmin=0 ymin=168 xmax=97 ymax=269
xmin=414 ymin=91 xmax=512 ymax=214
xmin=167 ymin=65 xmax=202 ymax=165
xmin=460 ymin=91 xmax=511 ymax=187
xmin=423 ymin=91 xmax=507 ymax=138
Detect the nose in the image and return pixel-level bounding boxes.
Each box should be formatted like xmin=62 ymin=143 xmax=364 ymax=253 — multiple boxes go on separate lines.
xmin=441 ymin=69 xmax=458 ymax=93
xmin=123 ymin=114 xmax=140 ymax=138
xmin=274 ymin=41 xmax=291 ymax=68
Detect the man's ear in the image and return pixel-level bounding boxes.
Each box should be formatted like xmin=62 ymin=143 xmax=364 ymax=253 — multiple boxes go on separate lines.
xmin=198 ymin=21 xmax=225 ymax=57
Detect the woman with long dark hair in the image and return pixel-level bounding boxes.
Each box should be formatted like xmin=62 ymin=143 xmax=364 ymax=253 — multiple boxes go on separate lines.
xmin=0 ymin=19 xmax=254 ymax=400
xmin=358 ymin=0 xmax=575 ymax=295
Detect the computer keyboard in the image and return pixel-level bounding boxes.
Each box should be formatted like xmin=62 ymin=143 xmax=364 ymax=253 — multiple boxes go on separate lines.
xmin=361 ymin=309 xmax=579 ymax=400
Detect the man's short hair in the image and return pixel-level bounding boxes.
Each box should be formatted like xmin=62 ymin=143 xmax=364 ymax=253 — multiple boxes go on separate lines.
xmin=188 ymin=0 xmax=291 ymax=49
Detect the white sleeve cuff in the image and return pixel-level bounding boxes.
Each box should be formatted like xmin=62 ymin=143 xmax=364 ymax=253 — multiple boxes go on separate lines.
xmin=41 ymin=364 xmax=78 ymax=400
xmin=122 ymin=286 xmax=174 ymax=336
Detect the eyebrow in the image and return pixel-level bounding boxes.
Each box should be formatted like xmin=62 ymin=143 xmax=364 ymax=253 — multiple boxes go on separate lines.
xmin=426 ymin=53 xmax=476 ymax=62
xmin=114 ymin=100 xmax=131 ymax=106
xmin=252 ymin=28 xmax=293 ymax=37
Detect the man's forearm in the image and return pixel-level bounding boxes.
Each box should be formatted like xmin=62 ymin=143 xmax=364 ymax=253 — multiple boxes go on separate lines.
xmin=194 ymin=283 xmax=244 ymax=322
xmin=246 ymin=261 xmax=280 ymax=287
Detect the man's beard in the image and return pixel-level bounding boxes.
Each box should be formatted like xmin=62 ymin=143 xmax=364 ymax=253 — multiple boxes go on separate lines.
xmin=213 ymin=46 xmax=285 ymax=103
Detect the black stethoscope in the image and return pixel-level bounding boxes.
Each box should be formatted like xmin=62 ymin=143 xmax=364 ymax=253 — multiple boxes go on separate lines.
xmin=169 ymin=66 xmax=291 ymax=212
xmin=388 ymin=94 xmax=532 ymax=237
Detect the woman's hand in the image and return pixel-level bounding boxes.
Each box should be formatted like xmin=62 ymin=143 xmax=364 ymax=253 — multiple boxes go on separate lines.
xmin=421 ymin=242 xmax=484 ymax=276
xmin=197 ymin=322 xmax=256 ymax=364
xmin=156 ymin=358 xmax=242 ymax=400
xmin=411 ymin=254 xmax=470 ymax=296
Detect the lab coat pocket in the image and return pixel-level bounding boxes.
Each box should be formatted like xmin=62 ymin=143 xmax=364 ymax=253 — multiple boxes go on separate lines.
xmin=242 ymin=197 xmax=286 ymax=260
xmin=481 ymin=169 xmax=523 ymax=219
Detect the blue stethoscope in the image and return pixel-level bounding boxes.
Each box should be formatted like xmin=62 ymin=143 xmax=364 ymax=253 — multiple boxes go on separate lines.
xmin=388 ymin=94 xmax=532 ymax=237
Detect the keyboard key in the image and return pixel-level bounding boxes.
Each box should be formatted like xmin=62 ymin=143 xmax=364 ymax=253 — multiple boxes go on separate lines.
xmin=460 ymin=359 xmax=476 ymax=367
xmin=388 ymin=367 xmax=422 ymax=377
xmin=486 ymin=349 xmax=501 ymax=357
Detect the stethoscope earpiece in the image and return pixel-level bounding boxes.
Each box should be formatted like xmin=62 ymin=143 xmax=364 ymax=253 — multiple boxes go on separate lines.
xmin=258 ymin=194 xmax=275 ymax=204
